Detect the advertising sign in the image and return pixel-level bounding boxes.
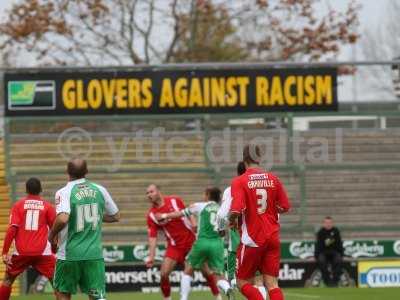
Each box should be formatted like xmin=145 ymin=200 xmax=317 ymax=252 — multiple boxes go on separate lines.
xmin=358 ymin=260 xmax=400 ymax=288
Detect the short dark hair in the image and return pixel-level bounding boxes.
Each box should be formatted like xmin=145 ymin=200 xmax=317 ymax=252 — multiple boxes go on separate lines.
xmin=243 ymin=144 xmax=262 ymax=165
xmin=237 ymin=161 xmax=246 ymax=175
xmin=206 ymin=187 xmax=221 ymax=203
xmin=26 ymin=177 xmax=42 ymax=195
xmin=67 ymin=158 xmax=88 ymax=179
xmin=325 ymin=216 xmax=332 ymax=220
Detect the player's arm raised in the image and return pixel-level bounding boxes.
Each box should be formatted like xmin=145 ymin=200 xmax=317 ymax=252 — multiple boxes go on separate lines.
xmin=156 ymin=203 xmax=204 ymax=222
xmin=275 ymin=177 xmax=291 ymax=214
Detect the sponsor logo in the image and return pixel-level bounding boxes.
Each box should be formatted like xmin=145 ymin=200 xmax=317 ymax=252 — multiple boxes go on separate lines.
xmin=362 ymin=267 xmax=400 ymax=287
xmin=103 ymin=246 xmax=125 ymax=263
xmin=133 ymin=245 xmax=165 ymax=262
xmin=289 ymin=242 xmax=314 ymax=259
xmin=343 ymin=240 xmax=384 ymax=258
xmin=279 ymin=264 xmax=306 ymax=281
xmin=393 ymin=240 xmax=400 ymax=255
xmin=8 ymin=81 xmax=56 ymax=110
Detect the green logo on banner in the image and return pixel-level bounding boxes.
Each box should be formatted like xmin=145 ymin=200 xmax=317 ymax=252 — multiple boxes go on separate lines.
xmin=8 ymin=81 xmax=55 ymax=110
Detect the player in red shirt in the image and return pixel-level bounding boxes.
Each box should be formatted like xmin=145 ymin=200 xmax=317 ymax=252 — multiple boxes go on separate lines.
xmin=0 ymin=178 xmax=56 ymax=300
xmin=145 ymin=184 xmax=220 ymax=300
xmin=230 ymin=145 xmax=291 ymax=300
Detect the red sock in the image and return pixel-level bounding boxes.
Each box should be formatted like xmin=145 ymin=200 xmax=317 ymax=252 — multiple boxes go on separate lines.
xmin=160 ymin=277 xmax=171 ymax=298
xmin=0 ymin=284 xmax=12 ymax=300
xmin=205 ymin=274 xmax=219 ymax=296
xmin=269 ymin=287 xmax=284 ymax=300
xmin=241 ymin=283 xmax=264 ymax=300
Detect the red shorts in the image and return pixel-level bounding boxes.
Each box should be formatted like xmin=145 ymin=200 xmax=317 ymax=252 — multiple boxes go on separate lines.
xmin=7 ymin=255 xmax=56 ymax=279
xmin=236 ymin=231 xmax=280 ymax=280
xmin=165 ymin=244 xmax=192 ymax=264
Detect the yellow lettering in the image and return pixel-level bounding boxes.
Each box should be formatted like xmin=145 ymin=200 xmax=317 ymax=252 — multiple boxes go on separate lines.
xmin=62 ymin=80 xmax=76 ymax=109
xmin=270 ymin=77 xmax=284 ymax=105
xmin=237 ymin=77 xmax=249 ymax=106
xmin=188 ymin=78 xmax=203 ymax=107
xmin=76 ymin=80 xmax=88 ymax=109
xmin=102 ymin=79 xmax=116 ymax=108
xmin=225 ymin=77 xmax=237 ymax=107
xmin=316 ymin=76 xmax=332 ymax=104
xmin=116 ymin=79 xmax=128 ymax=108
xmin=256 ymin=77 xmax=268 ymax=106
xmin=304 ymin=76 xmax=315 ymax=105
xmin=87 ymin=80 xmax=102 ymax=109
xmin=203 ymin=78 xmax=210 ymax=106
xmin=174 ymin=78 xmax=188 ymax=108
xmin=160 ymin=79 xmax=174 ymax=108
xmin=211 ymin=78 xmax=225 ymax=107
xmin=128 ymin=79 xmax=141 ymax=108
xmin=142 ymin=79 xmax=153 ymax=108
xmin=297 ymin=76 xmax=304 ymax=105
xmin=284 ymin=76 xmax=296 ymax=106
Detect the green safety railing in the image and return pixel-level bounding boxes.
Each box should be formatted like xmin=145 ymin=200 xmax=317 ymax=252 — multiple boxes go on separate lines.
xmin=4 ymin=110 xmax=400 ymax=237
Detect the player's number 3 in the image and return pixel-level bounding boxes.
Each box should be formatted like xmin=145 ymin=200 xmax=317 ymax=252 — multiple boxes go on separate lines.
xmin=256 ymin=189 xmax=268 ymax=214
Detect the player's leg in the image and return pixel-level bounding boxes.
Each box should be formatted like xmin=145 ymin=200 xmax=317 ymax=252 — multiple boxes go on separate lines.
xmin=180 ymin=263 xmax=195 ymax=300
xmin=79 ymin=259 xmax=106 ymax=300
xmin=0 ymin=255 xmax=30 ymax=300
xmin=160 ymin=256 xmax=177 ymax=300
xmin=261 ymin=232 xmax=283 ymax=300
xmin=0 ymin=272 xmax=17 ymax=300
xmin=32 ymin=255 xmax=56 ymax=284
xmin=200 ymin=263 xmax=220 ymax=298
xmin=331 ymin=252 xmax=343 ymax=286
xmin=53 ymin=260 xmax=79 ymax=300
xmin=207 ymin=239 xmax=232 ymax=296
xmin=317 ymin=253 xmax=330 ymax=286
xmin=236 ymin=244 xmax=264 ymax=300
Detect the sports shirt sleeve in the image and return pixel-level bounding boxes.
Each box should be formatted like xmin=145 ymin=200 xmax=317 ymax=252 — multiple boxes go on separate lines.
xmin=46 ymin=203 xmax=57 ymax=228
xmin=182 ymin=202 xmax=208 ymax=217
xmin=147 ymin=214 xmax=159 ymax=238
xmin=230 ymin=177 xmax=246 ymax=214
xmin=55 ymin=189 xmax=71 ymax=215
xmin=175 ymin=197 xmax=186 ymax=209
xmin=98 ymin=185 xmax=119 ymax=216
xmin=9 ymin=203 xmax=22 ymax=227
xmin=216 ymin=187 xmax=232 ymax=230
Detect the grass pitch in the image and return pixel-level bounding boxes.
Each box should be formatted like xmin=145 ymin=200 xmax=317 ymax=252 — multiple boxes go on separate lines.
xmin=11 ymin=288 xmax=400 ymax=300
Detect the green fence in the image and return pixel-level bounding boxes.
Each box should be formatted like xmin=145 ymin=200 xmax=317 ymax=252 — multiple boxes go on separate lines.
xmin=4 ymin=109 xmax=400 ymax=238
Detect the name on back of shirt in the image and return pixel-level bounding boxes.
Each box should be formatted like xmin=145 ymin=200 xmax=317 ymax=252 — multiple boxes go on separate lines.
xmin=75 ymin=188 xmax=97 ymax=201
xmin=23 ymin=200 xmax=44 ymax=210
xmin=247 ymin=173 xmax=275 ymax=189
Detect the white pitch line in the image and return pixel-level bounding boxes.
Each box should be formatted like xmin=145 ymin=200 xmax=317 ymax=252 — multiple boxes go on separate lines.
xmin=285 ymin=292 xmax=321 ymax=299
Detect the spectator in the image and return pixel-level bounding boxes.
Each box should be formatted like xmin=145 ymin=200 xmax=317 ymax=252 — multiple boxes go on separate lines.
xmin=314 ymin=216 xmax=344 ymax=287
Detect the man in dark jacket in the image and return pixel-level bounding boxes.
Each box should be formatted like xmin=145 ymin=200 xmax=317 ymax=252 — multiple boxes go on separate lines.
xmin=314 ymin=216 xmax=344 ymax=287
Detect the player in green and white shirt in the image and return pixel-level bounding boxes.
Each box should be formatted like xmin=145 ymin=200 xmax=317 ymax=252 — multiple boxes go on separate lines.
xmin=49 ymin=159 xmax=120 ymax=300
xmin=157 ymin=187 xmax=232 ymax=300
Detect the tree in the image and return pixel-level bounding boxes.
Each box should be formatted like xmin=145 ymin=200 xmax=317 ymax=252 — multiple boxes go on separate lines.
xmin=360 ymin=0 xmax=399 ymax=100
xmin=0 ymin=0 xmax=359 ymax=67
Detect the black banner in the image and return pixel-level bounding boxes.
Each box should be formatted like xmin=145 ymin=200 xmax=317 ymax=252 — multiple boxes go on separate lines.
xmin=4 ymin=67 xmax=337 ymax=116
xmin=26 ymin=260 xmax=357 ymax=294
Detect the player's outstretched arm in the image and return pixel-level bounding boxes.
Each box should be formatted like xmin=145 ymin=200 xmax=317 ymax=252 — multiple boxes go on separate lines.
xmin=2 ymin=226 xmax=17 ymax=266
xmin=156 ymin=210 xmax=184 ymax=222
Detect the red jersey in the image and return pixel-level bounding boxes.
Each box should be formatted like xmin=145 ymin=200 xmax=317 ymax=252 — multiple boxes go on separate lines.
xmin=10 ymin=195 xmax=56 ymax=256
xmin=230 ymin=167 xmax=291 ymax=247
xmin=147 ymin=196 xmax=195 ymax=248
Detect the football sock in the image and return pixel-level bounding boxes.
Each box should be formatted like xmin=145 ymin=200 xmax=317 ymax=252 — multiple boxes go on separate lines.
xmin=217 ymin=279 xmax=231 ymax=294
xmin=240 ymin=283 xmax=264 ymax=300
xmin=205 ymin=274 xmax=219 ymax=296
xmin=160 ymin=277 xmax=171 ymax=298
xmin=258 ymin=285 xmax=267 ymax=299
xmin=0 ymin=284 xmax=12 ymax=300
xmin=180 ymin=274 xmax=192 ymax=300
xmin=269 ymin=287 xmax=284 ymax=300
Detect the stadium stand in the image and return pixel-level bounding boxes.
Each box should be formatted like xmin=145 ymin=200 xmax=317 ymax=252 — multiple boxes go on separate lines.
xmin=5 ymin=116 xmax=400 ymax=243
xmin=0 ymin=139 xmax=19 ymax=296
